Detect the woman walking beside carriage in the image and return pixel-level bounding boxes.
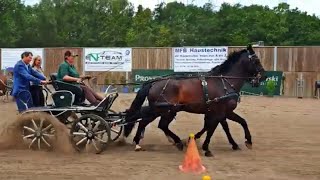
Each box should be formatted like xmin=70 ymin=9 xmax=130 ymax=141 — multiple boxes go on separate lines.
xmin=30 ymin=55 xmax=45 ymax=107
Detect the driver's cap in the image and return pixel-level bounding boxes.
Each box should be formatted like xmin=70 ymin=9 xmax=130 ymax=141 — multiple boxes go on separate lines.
xmin=64 ymin=50 xmax=79 ymax=58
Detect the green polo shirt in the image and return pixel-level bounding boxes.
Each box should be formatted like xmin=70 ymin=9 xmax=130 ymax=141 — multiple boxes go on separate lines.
xmin=57 ymin=60 xmax=80 ymax=84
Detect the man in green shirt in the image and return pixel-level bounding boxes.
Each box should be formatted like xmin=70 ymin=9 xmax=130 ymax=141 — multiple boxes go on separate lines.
xmin=56 ymin=50 xmax=103 ymax=106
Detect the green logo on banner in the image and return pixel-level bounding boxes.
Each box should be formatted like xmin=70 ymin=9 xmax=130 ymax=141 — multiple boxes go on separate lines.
xmin=86 ymin=53 xmax=99 ymax=61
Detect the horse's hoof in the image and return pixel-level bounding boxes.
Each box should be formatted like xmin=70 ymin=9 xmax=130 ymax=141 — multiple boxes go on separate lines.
xmin=204 ymin=151 xmax=213 ymax=157
xmin=232 ymin=145 xmax=241 ymax=151
xmin=135 ymin=145 xmax=146 ymax=151
xmin=175 ymin=142 xmax=184 ymax=151
xmin=245 ymin=141 xmax=253 ymax=149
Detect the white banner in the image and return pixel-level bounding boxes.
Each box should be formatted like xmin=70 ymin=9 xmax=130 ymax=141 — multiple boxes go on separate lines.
xmin=1 ymin=48 xmax=44 ymax=70
xmin=173 ymin=46 xmax=228 ymax=72
xmin=84 ymin=48 xmax=132 ymax=72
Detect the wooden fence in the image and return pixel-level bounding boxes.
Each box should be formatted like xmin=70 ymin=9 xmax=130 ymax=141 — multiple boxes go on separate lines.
xmin=1 ymin=46 xmax=320 ymax=97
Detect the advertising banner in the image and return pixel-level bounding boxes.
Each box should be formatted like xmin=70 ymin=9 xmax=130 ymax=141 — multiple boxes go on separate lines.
xmin=84 ymin=48 xmax=132 ymax=72
xmin=1 ymin=48 xmax=44 ymax=70
xmin=173 ymin=46 xmax=228 ymax=72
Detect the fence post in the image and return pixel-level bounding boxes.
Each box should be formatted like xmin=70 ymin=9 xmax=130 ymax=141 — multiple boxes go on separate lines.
xmin=273 ymin=46 xmax=277 ymax=71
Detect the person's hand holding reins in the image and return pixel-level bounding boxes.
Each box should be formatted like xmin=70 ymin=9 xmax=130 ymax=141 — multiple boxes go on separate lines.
xmin=76 ymin=78 xmax=82 ymax=83
xmin=78 ymin=75 xmax=93 ymax=86
xmin=40 ymin=80 xmax=49 ymax=85
xmin=80 ymin=75 xmax=92 ymax=80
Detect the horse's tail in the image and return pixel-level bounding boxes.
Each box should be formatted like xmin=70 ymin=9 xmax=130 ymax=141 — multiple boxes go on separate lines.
xmin=123 ymin=105 xmax=156 ymax=137
xmin=123 ymin=83 xmax=152 ymax=137
xmin=123 ymin=109 xmax=142 ymax=137
xmin=128 ymin=82 xmax=152 ymax=114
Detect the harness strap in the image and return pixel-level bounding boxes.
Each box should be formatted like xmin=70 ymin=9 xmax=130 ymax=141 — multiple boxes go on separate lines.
xmin=200 ymin=76 xmax=210 ymax=106
xmin=156 ymin=79 xmax=171 ymax=104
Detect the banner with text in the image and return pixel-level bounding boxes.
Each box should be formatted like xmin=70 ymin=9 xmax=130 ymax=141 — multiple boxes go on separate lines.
xmin=1 ymin=48 xmax=44 ymax=70
xmin=84 ymin=48 xmax=132 ymax=72
xmin=173 ymin=46 xmax=228 ymax=72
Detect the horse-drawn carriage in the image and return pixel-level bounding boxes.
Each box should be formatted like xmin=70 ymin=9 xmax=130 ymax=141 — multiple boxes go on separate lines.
xmin=16 ymin=44 xmax=265 ymax=157
xmin=18 ymin=73 xmax=127 ymax=154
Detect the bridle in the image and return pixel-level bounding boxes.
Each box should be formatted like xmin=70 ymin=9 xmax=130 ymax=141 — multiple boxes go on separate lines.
xmin=247 ymin=52 xmax=263 ymax=87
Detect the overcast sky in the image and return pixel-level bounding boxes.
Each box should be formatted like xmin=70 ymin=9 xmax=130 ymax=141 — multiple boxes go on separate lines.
xmin=23 ymin=0 xmax=319 ymax=16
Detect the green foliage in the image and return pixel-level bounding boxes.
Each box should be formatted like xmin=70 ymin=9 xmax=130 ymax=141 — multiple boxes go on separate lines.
xmin=266 ymin=79 xmax=276 ymax=96
xmin=0 ymin=1 xmax=319 ymax=47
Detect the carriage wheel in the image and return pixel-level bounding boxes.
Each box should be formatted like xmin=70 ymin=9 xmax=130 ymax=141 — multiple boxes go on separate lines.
xmin=107 ymin=109 xmax=123 ymax=142
xmin=21 ymin=113 xmax=56 ymax=151
xmin=70 ymin=114 xmax=111 ymax=154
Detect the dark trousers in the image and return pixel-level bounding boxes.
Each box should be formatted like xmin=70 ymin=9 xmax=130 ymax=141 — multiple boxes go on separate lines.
xmin=30 ymin=85 xmax=45 ymax=107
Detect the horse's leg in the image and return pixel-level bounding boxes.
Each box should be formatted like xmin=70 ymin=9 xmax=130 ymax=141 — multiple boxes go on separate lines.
xmin=202 ymin=113 xmax=222 ymax=157
xmin=220 ymin=118 xmax=240 ymax=150
xmin=158 ymin=117 xmax=175 ymax=144
xmin=314 ymin=83 xmax=319 ymax=98
xmin=194 ymin=127 xmax=206 ymax=140
xmin=194 ymin=114 xmax=208 ymax=140
xmin=132 ymin=116 xmax=155 ymax=151
xmin=194 ymin=114 xmax=240 ymax=150
xmin=158 ymin=112 xmax=184 ymax=151
xmin=226 ymin=111 xmax=253 ymax=149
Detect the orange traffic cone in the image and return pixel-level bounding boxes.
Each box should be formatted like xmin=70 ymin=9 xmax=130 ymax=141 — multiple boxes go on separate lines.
xmin=179 ymin=133 xmax=206 ymax=174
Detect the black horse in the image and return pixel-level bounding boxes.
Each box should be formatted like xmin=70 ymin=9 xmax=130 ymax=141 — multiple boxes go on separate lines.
xmin=124 ymin=44 xmax=265 ymax=157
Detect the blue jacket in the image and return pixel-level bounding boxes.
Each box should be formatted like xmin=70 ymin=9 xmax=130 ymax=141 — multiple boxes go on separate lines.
xmin=11 ymin=60 xmax=46 ymax=97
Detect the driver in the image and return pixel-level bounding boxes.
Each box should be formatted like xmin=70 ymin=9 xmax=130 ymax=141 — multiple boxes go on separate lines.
xmin=56 ymin=50 xmax=103 ymax=106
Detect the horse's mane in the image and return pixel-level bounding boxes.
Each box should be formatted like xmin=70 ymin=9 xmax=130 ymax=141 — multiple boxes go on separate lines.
xmin=207 ymin=49 xmax=248 ymax=75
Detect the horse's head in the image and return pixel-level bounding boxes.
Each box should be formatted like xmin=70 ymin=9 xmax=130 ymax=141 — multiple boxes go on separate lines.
xmin=209 ymin=44 xmax=266 ymax=87
xmin=241 ymin=44 xmax=266 ymax=87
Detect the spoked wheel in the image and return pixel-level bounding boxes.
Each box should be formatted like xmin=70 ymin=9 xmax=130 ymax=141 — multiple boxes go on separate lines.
xmin=21 ymin=114 xmax=56 ymax=151
xmin=70 ymin=114 xmax=111 ymax=154
xmin=107 ymin=121 xmax=123 ymax=142
xmin=107 ymin=109 xmax=123 ymax=142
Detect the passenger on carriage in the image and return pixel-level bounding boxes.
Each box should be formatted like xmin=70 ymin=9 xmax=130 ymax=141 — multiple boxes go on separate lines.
xmin=56 ymin=50 xmax=103 ymax=106
xmin=12 ymin=52 xmax=47 ymax=112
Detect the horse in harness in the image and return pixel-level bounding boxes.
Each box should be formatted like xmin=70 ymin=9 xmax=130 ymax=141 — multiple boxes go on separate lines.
xmin=124 ymin=44 xmax=266 ymax=157
xmin=0 ymin=74 xmax=12 ymax=101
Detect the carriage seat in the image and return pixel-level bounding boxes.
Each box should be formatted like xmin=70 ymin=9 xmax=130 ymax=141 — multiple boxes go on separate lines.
xmin=50 ymin=73 xmax=86 ymax=106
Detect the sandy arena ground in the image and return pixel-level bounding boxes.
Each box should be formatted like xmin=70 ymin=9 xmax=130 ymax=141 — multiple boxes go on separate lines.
xmin=0 ymin=93 xmax=319 ymax=180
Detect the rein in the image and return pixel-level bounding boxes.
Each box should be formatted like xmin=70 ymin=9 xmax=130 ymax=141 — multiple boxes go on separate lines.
xmin=110 ymin=74 xmax=260 ymax=86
